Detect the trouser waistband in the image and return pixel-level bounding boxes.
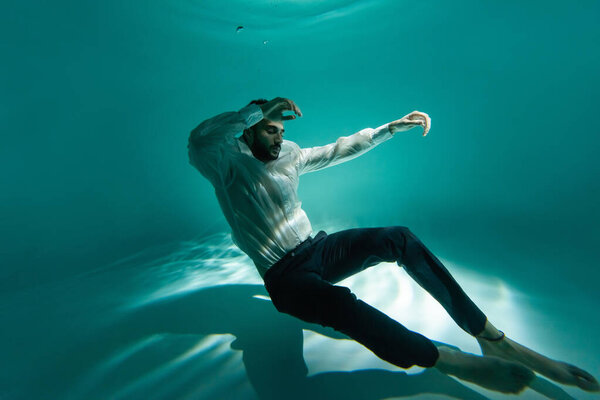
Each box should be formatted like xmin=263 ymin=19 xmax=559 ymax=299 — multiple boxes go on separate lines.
xmin=265 ymin=230 xmax=327 ymax=279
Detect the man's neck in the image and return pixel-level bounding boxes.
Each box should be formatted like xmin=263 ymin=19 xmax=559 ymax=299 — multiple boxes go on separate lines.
xmin=241 ymin=135 xmax=270 ymax=163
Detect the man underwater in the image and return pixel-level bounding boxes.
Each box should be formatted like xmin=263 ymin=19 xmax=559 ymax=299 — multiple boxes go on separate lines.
xmin=187 ymin=96 xmax=599 ymax=394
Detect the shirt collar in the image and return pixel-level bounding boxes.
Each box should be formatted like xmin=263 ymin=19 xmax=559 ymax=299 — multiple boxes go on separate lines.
xmin=237 ymin=136 xmax=254 ymax=157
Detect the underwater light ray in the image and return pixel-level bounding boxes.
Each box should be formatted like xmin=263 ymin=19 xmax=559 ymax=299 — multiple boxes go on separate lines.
xmin=21 ymin=222 xmax=582 ymax=399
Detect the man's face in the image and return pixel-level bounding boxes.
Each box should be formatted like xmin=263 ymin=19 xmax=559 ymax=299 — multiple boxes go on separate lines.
xmin=247 ymin=119 xmax=285 ymax=162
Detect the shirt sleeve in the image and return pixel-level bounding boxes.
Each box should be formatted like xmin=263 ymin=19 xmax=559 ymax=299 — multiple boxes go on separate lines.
xmin=188 ymin=103 xmax=263 ymax=147
xmin=188 ymin=103 xmax=263 ymax=184
xmin=297 ymin=122 xmax=394 ymax=175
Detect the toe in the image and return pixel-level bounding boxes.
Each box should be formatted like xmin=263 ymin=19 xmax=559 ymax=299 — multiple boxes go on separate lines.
xmin=568 ymin=364 xmax=600 ymax=391
xmin=573 ymin=366 xmax=597 ymax=382
xmin=576 ymin=375 xmax=600 ymax=392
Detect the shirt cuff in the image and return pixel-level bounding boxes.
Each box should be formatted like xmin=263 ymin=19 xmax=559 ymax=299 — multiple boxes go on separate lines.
xmin=370 ymin=122 xmax=394 ymax=145
xmin=239 ymin=103 xmax=264 ymax=128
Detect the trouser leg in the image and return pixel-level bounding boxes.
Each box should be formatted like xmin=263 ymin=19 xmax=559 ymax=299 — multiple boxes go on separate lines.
xmin=264 ymin=226 xmax=488 ymax=369
xmin=395 ymin=226 xmax=488 ymax=336
xmin=264 ymin=268 xmax=440 ymax=368
xmin=312 ymin=226 xmax=487 ymax=336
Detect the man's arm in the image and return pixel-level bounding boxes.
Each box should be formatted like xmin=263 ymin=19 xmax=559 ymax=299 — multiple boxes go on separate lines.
xmin=297 ymin=123 xmax=394 ymax=175
xmin=297 ymin=110 xmax=431 ymax=175
xmin=187 ymin=103 xmax=263 ymax=183
xmin=189 ymin=103 xmax=264 ymax=148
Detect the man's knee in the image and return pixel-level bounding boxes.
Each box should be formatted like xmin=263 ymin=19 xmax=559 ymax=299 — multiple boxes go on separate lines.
xmin=378 ymin=226 xmax=412 ymax=259
xmin=390 ymin=225 xmax=412 ymax=236
xmin=377 ymin=226 xmax=412 ymax=241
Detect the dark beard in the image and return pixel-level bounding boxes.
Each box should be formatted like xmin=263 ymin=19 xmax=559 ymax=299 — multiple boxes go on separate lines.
xmin=251 ymin=144 xmax=277 ymax=162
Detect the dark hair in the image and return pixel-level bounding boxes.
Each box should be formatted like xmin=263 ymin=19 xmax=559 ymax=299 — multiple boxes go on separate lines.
xmin=243 ymin=98 xmax=268 ymax=137
xmin=247 ymin=98 xmax=268 ymax=106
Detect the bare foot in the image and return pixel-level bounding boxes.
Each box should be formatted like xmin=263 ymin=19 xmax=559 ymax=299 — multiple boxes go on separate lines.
xmin=477 ymin=334 xmax=600 ymax=392
xmin=433 ymin=346 xmax=535 ymax=394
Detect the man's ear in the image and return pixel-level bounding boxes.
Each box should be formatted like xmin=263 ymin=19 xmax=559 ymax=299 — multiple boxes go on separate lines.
xmin=243 ymin=128 xmax=254 ymax=147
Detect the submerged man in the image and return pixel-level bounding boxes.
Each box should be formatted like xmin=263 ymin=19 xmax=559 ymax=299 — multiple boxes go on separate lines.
xmin=187 ymin=97 xmax=598 ymax=394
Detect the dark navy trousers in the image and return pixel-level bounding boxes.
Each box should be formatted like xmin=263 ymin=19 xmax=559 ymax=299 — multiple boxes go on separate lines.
xmin=263 ymin=226 xmax=488 ymax=369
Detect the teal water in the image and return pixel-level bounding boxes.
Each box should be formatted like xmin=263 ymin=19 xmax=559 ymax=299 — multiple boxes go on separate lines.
xmin=2 ymin=0 xmax=599 ymax=399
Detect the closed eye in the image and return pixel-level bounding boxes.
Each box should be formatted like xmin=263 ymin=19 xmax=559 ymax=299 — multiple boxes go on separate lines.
xmin=268 ymin=128 xmax=284 ymax=136
xmin=266 ymin=125 xmax=285 ymax=135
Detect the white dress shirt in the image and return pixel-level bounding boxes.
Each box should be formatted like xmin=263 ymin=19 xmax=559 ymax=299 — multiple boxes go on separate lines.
xmin=188 ymin=103 xmax=395 ymax=279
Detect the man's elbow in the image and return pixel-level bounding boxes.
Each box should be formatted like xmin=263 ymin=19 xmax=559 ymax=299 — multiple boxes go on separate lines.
xmin=189 ymin=125 xmax=206 ymax=146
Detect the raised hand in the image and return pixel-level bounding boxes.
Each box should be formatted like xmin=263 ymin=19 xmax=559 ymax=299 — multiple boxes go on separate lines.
xmin=389 ymin=111 xmax=431 ymax=136
xmin=259 ymin=97 xmax=303 ymax=121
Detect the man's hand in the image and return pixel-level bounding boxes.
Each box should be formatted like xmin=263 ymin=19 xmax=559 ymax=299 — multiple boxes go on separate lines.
xmin=389 ymin=111 xmax=431 ymax=136
xmin=259 ymin=97 xmax=303 ymax=121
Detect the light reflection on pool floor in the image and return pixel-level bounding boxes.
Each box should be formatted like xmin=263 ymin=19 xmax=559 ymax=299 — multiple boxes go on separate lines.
xmin=4 ymin=229 xmax=598 ymax=399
